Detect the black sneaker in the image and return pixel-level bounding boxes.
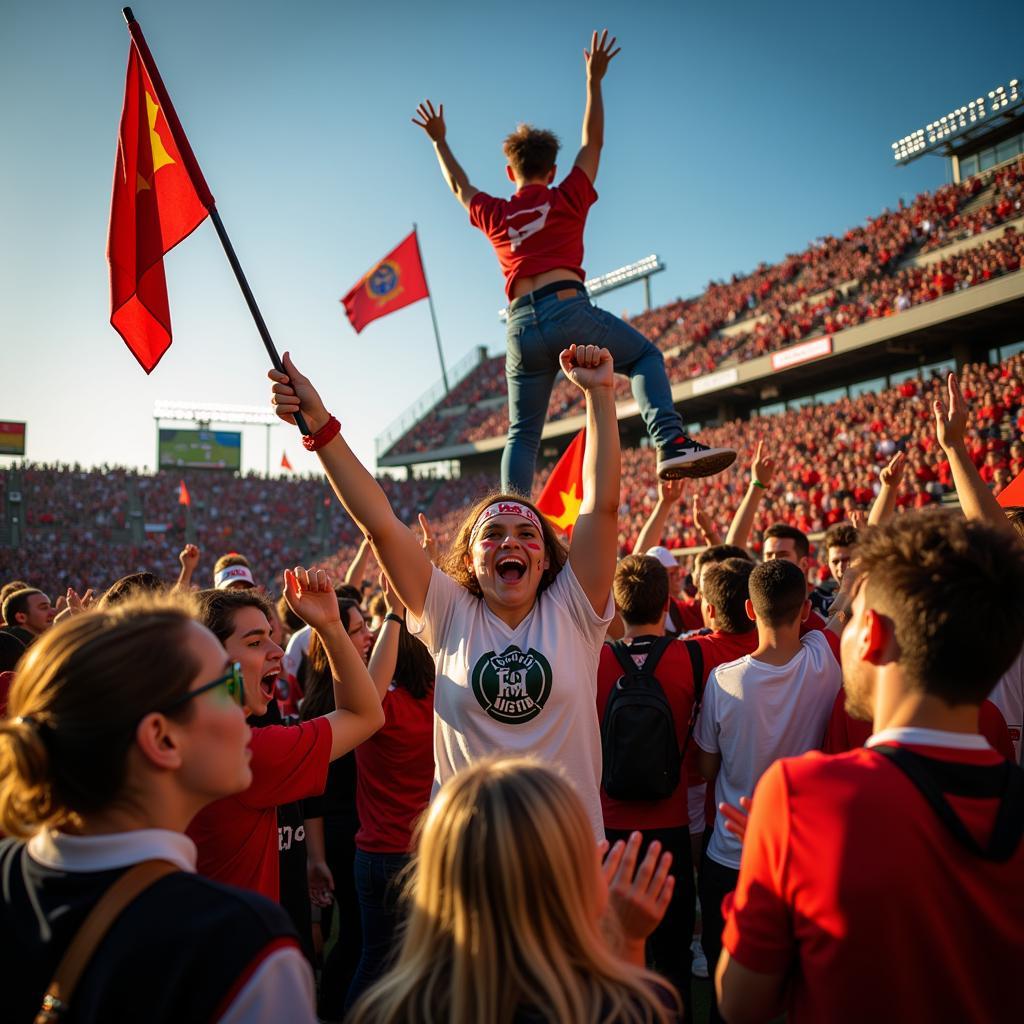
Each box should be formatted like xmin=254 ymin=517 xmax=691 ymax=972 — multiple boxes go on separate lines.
xmin=656 ymin=437 xmax=737 ymax=480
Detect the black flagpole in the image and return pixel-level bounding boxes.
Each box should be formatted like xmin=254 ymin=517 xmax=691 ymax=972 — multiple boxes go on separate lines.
xmin=121 ymin=7 xmax=309 ymax=436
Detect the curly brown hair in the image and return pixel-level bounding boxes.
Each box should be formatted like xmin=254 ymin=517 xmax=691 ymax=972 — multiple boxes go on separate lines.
xmin=503 ymin=124 xmax=560 ymax=181
xmin=439 ymin=492 xmax=568 ymax=599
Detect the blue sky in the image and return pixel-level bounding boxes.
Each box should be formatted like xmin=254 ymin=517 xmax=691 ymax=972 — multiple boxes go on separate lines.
xmin=2 ymin=0 xmax=1021 ymax=476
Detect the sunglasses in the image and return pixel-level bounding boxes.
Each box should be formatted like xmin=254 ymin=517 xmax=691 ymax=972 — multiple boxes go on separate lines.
xmin=161 ymin=662 xmax=245 ymax=713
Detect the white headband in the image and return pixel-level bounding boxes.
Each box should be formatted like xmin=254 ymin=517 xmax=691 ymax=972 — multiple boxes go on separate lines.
xmin=470 ymin=501 xmax=544 ymax=544
xmin=215 ymin=565 xmax=255 ymax=589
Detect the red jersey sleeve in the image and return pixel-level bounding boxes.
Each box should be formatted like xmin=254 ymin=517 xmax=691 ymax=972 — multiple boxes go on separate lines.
xmin=721 ymin=760 xmax=796 ymax=974
xmin=242 ymin=719 xmax=332 ymax=810
xmin=821 ymin=627 xmax=841 ymax=663
xmin=468 ymin=191 xmax=506 ymax=236
xmin=979 ymin=700 xmax=1016 ymax=761
xmin=557 ymin=166 xmax=598 ymax=217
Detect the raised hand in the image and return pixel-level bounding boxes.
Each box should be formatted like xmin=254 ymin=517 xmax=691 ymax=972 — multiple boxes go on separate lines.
xmin=751 ymin=440 xmax=777 ymax=487
xmin=692 ymin=494 xmax=717 ymax=539
xmin=380 ymin=571 xmax=406 ymax=617
xmin=269 ymin=352 xmax=330 ymax=433
xmin=601 ymin=831 xmax=674 ymax=946
xmin=879 ymin=450 xmax=906 ymax=488
xmin=53 ymin=588 xmax=95 ymax=624
xmin=934 ymin=372 xmax=968 ymax=452
xmin=417 ymin=512 xmax=438 ymax=564
xmin=178 ymin=543 xmax=200 ymax=571
xmin=559 ymin=344 xmax=614 ymax=393
xmin=657 ymin=478 xmax=685 ymax=505
xmin=584 ymin=29 xmax=621 ymax=81
xmin=411 ymin=100 xmax=446 ymax=143
xmin=849 ymin=508 xmax=866 ymax=532
xmin=283 ymin=567 xmax=342 ymax=632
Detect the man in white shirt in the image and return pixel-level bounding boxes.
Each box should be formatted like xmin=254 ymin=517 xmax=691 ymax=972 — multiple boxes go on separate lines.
xmin=694 ymin=558 xmax=841 ymax=1024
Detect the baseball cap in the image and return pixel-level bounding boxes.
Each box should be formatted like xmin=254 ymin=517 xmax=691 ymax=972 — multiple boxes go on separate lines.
xmin=214 ymin=565 xmax=256 ymax=590
xmin=645 ymin=546 xmax=679 ymax=570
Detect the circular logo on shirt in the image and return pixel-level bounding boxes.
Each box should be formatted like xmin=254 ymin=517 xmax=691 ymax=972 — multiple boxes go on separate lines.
xmin=470 ymin=645 xmax=553 ymax=724
xmin=366 ymin=260 xmax=399 ymax=298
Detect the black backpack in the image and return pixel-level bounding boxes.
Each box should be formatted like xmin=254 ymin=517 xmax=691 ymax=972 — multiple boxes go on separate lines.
xmin=602 ymin=636 xmax=704 ymax=801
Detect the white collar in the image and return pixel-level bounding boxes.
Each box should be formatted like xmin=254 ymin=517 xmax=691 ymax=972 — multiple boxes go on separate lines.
xmin=867 ymin=726 xmax=991 ymax=751
xmin=26 ymin=829 xmax=197 ymax=874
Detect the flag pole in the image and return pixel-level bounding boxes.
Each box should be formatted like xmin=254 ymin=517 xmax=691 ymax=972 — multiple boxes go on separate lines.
xmin=120 ymin=7 xmax=309 ymax=436
xmin=412 ymin=224 xmax=450 ymax=394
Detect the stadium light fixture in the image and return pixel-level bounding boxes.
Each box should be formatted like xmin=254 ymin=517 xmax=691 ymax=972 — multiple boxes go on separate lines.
xmin=890 ymin=77 xmax=1022 ymax=163
xmin=153 ymin=400 xmax=278 ymax=426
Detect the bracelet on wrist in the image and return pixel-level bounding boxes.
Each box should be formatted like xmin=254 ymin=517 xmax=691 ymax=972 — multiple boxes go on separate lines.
xmin=751 ymin=478 xmax=767 ymax=490
xmin=302 ymin=415 xmax=341 ymax=452
xmin=384 ymin=612 xmax=405 ymax=625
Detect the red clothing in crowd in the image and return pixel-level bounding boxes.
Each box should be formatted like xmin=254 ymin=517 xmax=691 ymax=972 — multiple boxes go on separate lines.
xmin=822 ymin=691 xmax=1015 ymax=760
xmin=670 ymin=595 xmax=704 ymax=634
xmin=722 ymin=736 xmax=1024 ymax=1023
xmin=187 ymin=718 xmax=332 ymax=901
xmin=469 ymin=166 xmax=597 ymax=298
xmin=355 ymin=685 xmax=435 ymax=853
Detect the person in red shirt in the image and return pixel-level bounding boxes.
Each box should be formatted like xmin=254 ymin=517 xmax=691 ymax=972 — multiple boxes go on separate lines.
xmin=187 ymin=574 xmax=384 ymax=904
xmin=597 ymin=553 xmax=698 ymax=1016
xmin=411 ymin=31 xmax=735 ymax=492
xmin=716 ymin=513 xmax=1024 ymax=1024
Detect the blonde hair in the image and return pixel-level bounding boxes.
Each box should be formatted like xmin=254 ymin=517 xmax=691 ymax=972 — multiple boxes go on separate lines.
xmin=349 ymin=758 xmax=675 ymax=1024
xmin=0 ymin=596 xmax=200 ymax=837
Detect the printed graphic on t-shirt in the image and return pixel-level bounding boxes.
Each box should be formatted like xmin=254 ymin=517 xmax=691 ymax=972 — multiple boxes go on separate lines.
xmin=507 ymin=203 xmax=551 ymax=251
xmin=471 ymin=645 xmax=553 ymax=723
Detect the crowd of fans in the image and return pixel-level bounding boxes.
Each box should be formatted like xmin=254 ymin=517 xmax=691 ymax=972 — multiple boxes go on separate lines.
xmin=382 ymin=163 xmax=1024 ymax=456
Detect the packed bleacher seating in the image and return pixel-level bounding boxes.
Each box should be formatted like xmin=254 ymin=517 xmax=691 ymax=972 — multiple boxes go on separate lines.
xmin=382 ymin=163 xmax=1024 ymax=456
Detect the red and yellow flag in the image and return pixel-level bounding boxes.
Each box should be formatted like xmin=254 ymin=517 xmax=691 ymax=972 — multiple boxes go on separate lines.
xmin=178 ymin=479 xmax=191 ymax=507
xmin=341 ymin=231 xmax=430 ymax=333
xmin=535 ymin=430 xmax=586 ymax=540
xmin=108 ymin=33 xmax=213 ymax=373
xmin=997 ymin=468 xmax=1024 ymax=508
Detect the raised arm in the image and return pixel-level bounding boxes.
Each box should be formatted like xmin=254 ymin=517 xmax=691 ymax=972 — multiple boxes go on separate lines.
xmin=633 ymin=478 xmax=683 ymax=553
xmin=174 ymin=543 xmax=200 ymax=592
xmin=935 ymin=372 xmax=1018 ymax=540
xmin=565 ymin=345 xmax=620 ymax=615
xmin=867 ymin=451 xmax=906 ymax=526
xmin=344 ymin=536 xmax=372 ymax=589
xmin=270 ymin=353 xmax=433 ymax=617
xmin=283 ymin=567 xmax=384 ymax=759
xmin=692 ymin=494 xmax=723 ymax=547
xmin=368 ymin=575 xmax=403 ymax=701
xmin=574 ymin=30 xmax=620 ymax=184
xmin=725 ymin=441 xmax=776 ymax=549
xmin=412 ymin=101 xmax=479 ymax=211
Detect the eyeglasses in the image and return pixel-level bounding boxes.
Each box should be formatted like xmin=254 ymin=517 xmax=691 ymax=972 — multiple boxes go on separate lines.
xmin=160 ymin=662 xmax=245 ymax=713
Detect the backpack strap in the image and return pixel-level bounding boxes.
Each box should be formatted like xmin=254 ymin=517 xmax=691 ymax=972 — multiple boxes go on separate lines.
xmin=679 ymin=639 xmax=706 ymax=761
xmin=872 ymin=744 xmax=1024 ymax=863
xmin=607 ymin=635 xmax=674 ymax=680
xmin=35 ymin=859 xmax=180 ymax=1023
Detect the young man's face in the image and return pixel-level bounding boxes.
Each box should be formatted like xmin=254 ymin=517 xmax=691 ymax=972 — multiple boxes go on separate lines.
xmin=222 ymin=606 xmax=284 ymax=717
xmin=18 ymin=593 xmax=55 ymax=636
xmin=763 ymin=538 xmax=810 ymax=584
xmin=828 ymin=545 xmax=853 ymax=584
xmin=840 ymin=581 xmax=875 ymax=722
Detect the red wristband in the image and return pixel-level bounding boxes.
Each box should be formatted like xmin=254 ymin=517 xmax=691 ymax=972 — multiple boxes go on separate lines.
xmin=302 ymin=415 xmax=341 ymax=452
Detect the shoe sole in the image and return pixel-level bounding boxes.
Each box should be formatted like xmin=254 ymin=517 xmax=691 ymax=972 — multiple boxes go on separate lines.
xmin=658 ymin=450 xmax=737 ymax=480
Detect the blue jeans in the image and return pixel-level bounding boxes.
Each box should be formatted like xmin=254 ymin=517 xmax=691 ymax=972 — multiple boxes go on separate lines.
xmin=501 ymin=292 xmax=685 ymax=495
xmin=344 ymin=850 xmax=410 ymax=1011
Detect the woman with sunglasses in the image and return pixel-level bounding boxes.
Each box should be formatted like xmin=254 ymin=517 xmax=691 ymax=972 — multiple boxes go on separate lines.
xmin=187 ymin=568 xmax=384 ymax=905
xmin=0 ymin=597 xmax=319 ymax=1024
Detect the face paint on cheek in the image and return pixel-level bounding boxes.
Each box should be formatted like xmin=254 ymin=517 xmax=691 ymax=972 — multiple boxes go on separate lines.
xmin=524 ymin=541 xmax=542 ymax=552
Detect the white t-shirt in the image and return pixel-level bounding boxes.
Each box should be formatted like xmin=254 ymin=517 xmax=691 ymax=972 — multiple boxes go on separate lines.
xmin=989 ymin=644 xmax=1024 ymax=766
xmin=282 ymin=625 xmax=312 ymax=683
xmin=694 ymin=629 xmax=842 ymax=869
xmin=408 ymin=562 xmax=613 ymax=838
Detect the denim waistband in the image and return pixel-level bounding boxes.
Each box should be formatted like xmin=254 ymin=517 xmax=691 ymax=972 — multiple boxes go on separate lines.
xmin=508 ymin=279 xmax=587 ymax=313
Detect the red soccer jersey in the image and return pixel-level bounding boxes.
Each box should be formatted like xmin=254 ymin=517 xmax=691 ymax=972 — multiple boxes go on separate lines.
xmin=355 ymin=685 xmax=435 ymax=853
xmin=722 ymin=737 xmax=1024 ymax=1023
xmin=670 ymin=595 xmax=704 ymax=634
xmin=187 ymin=718 xmax=332 ymax=901
xmin=822 ymin=691 xmax=1016 ymax=761
xmin=469 ymin=166 xmax=598 ymax=298
xmin=598 ymin=636 xmax=698 ymax=830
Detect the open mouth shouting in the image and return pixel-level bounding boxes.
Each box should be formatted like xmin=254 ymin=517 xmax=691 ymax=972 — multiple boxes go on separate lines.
xmin=496 ymin=553 xmax=529 ymax=584
xmin=259 ymin=670 xmax=278 ymax=702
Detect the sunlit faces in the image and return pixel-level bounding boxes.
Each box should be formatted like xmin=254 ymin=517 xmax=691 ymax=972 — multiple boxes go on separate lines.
xmin=827 ymin=545 xmax=854 ymax=585
xmin=345 ymin=605 xmax=373 ymax=664
xmin=222 ymin=606 xmax=284 ymax=716
xmin=18 ymin=593 xmax=55 ymax=636
xmin=171 ymin=621 xmax=253 ymax=798
xmin=465 ymin=515 xmax=550 ymax=609
xmin=840 ymin=579 xmax=873 ymax=722
xmin=763 ymin=537 xmax=810 ymax=583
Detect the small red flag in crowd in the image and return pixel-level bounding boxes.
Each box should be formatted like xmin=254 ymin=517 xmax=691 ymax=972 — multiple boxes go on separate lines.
xmin=535 ymin=430 xmax=586 ymax=540
xmin=108 ymin=32 xmax=214 ymax=373
xmin=997 ymin=467 xmax=1024 ymax=508
xmin=341 ymin=230 xmax=430 ymax=333
xmin=281 ymin=451 xmax=293 ymax=471
xmin=178 ymin=480 xmax=191 ymax=507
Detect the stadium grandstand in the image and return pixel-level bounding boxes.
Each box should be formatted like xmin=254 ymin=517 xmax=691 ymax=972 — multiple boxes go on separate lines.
xmin=4 ymin=81 xmax=1024 ymax=598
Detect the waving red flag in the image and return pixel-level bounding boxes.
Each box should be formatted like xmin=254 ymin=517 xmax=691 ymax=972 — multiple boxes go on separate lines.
xmin=535 ymin=430 xmax=586 ymax=540
xmin=281 ymin=451 xmax=293 ymax=471
xmin=178 ymin=479 xmax=191 ymax=507
xmin=341 ymin=231 xmax=430 ymax=333
xmin=997 ymin=468 xmax=1024 ymax=508
xmin=108 ymin=32 xmax=213 ymax=372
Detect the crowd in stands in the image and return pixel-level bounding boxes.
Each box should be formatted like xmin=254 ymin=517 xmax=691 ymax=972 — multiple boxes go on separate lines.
xmin=383 ymin=162 xmax=1024 ymax=457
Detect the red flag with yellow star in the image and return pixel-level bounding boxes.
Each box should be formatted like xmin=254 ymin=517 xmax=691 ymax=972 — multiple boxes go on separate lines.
xmin=535 ymin=429 xmax=586 ymax=540
xmin=108 ymin=30 xmax=214 ymax=373
xmin=997 ymin=467 xmax=1024 ymax=508
xmin=341 ymin=231 xmax=430 ymax=333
